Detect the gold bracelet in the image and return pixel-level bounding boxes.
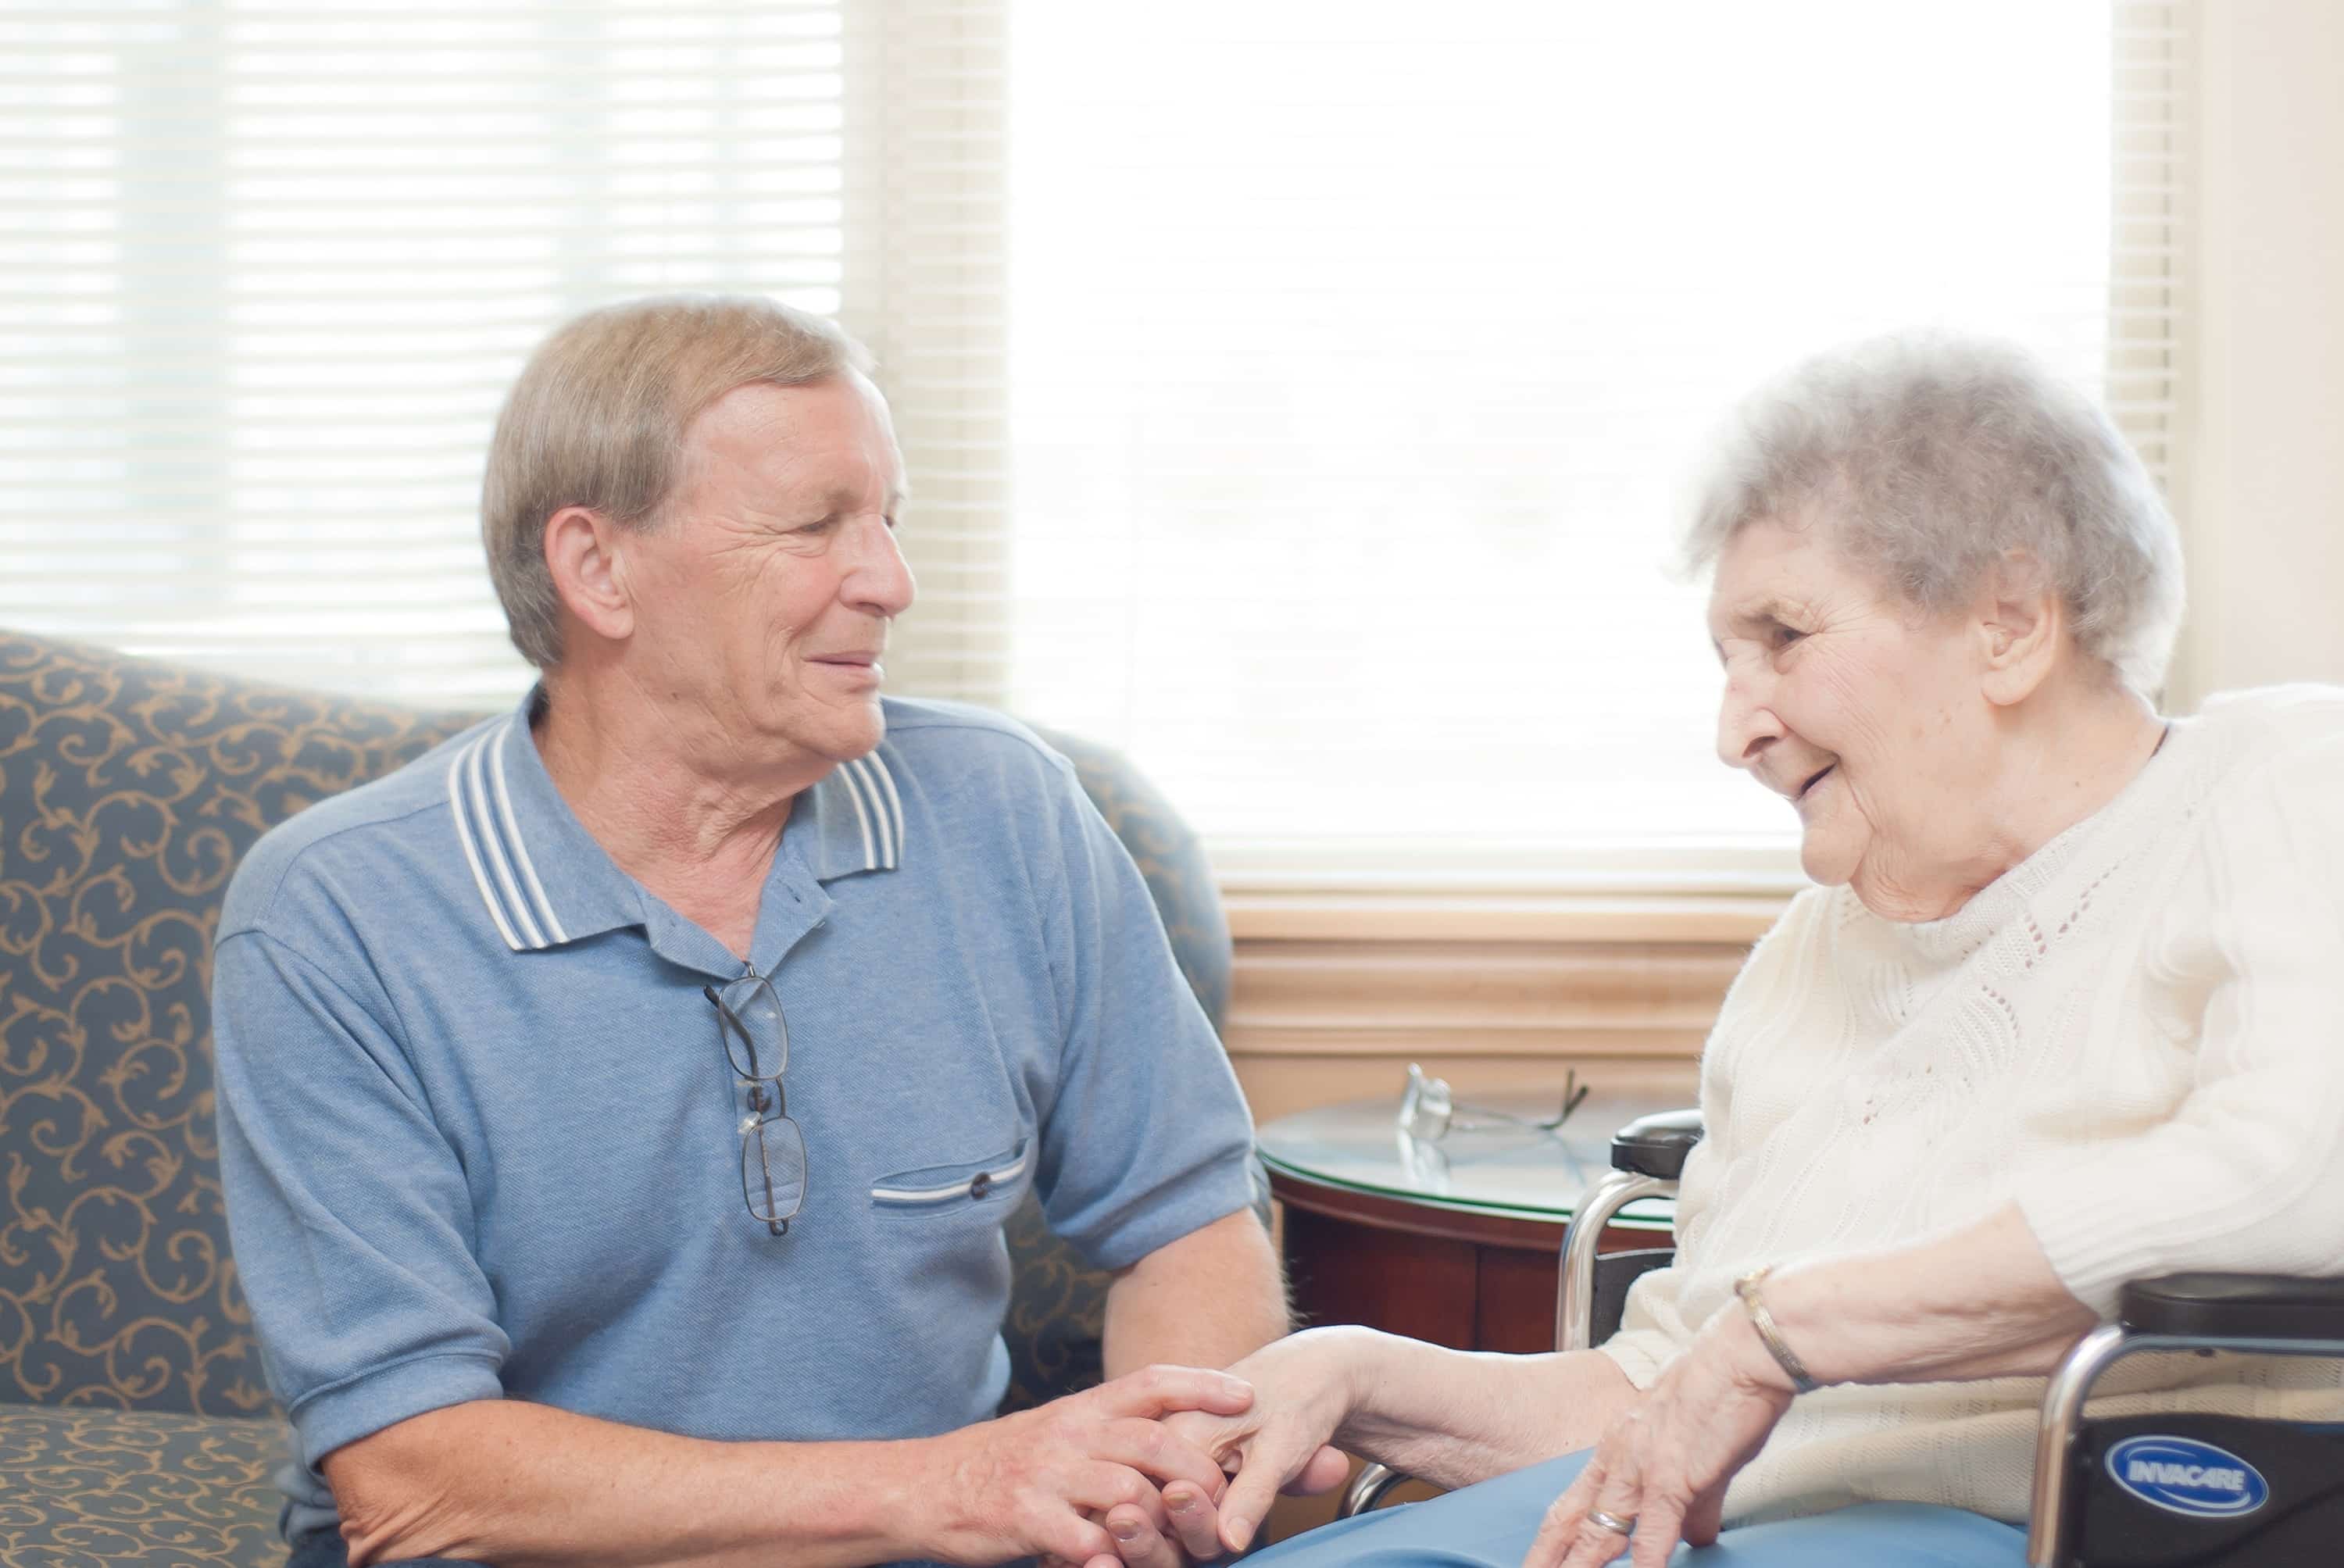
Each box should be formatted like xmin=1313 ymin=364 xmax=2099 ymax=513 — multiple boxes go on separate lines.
xmin=1733 ymin=1265 xmax=1821 ymax=1395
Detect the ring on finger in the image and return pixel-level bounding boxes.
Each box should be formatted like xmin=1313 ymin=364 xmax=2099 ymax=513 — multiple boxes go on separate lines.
xmin=1587 ymin=1508 xmax=1638 ymax=1535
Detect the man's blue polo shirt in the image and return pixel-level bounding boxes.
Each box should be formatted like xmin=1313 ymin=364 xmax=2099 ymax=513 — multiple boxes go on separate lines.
xmin=212 ymin=693 xmax=1259 ymax=1547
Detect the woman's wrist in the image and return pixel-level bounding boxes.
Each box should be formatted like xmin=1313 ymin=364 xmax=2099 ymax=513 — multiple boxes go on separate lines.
xmin=1703 ymin=1295 xmax=1803 ymax=1400
xmin=1324 ymin=1327 xmax=1565 ymax=1461
xmin=1732 ymin=1265 xmax=1824 ymax=1393
xmin=1281 ymin=1323 xmax=1382 ymax=1445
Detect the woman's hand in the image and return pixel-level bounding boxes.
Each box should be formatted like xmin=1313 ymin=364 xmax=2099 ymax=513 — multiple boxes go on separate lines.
xmin=1156 ymin=1328 xmax=1364 ymax=1555
xmin=1521 ymin=1307 xmax=1796 ymax=1568
xmin=919 ymin=1364 xmax=1257 ymax=1568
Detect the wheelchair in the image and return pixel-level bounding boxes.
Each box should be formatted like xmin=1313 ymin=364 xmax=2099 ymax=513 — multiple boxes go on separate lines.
xmin=1336 ymin=1110 xmax=2344 ymax=1567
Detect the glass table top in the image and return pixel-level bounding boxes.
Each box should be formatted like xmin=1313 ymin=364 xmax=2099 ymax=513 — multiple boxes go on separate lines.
xmin=1256 ymin=1089 xmax=1681 ymax=1228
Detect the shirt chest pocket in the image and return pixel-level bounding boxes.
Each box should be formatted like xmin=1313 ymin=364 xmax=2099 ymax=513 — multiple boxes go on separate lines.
xmin=870 ymin=1138 xmax=1032 ymax=1218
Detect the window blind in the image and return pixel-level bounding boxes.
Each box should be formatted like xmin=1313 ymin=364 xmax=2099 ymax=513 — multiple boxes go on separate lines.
xmin=4 ymin=2 xmax=2186 ymax=884
xmin=2 ymin=0 xmax=1006 ymax=706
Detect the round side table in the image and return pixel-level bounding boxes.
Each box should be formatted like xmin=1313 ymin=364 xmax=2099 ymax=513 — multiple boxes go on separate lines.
xmin=1259 ymin=1090 xmax=1680 ymax=1355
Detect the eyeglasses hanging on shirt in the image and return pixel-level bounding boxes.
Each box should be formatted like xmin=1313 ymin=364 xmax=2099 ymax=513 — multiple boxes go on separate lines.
xmin=706 ymin=974 xmax=806 ymax=1236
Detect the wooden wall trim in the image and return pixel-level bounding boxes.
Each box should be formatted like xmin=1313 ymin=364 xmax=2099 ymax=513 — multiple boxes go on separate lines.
xmin=1222 ymin=891 xmax=1785 ymax=945
xmin=1227 ymin=942 xmax=1751 ymax=1057
xmin=1219 ymin=891 xmax=1787 ymax=1120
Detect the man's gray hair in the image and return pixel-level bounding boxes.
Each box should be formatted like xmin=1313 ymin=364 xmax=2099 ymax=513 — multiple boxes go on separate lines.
xmin=1682 ymin=333 xmax=2184 ymax=695
xmin=482 ymin=294 xmax=871 ymax=670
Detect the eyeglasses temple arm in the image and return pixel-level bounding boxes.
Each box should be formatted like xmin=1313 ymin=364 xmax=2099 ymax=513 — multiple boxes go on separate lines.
xmin=1559 ymin=1069 xmax=1592 ymax=1124
xmin=703 ymin=984 xmax=766 ymax=1078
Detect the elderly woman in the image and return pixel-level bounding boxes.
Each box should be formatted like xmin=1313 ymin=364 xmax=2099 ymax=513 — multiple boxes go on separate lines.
xmin=1150 ymin=335 xmax=2344 ymax=1568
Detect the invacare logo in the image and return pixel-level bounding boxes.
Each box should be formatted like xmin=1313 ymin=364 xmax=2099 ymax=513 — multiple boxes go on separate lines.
xmin=2106 ymin=1436 xmax=2271 ymax=1518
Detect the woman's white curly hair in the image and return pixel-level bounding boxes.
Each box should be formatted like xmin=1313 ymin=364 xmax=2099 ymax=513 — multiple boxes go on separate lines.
xmin=1682 ymin=333 xmax=2185 ymax=695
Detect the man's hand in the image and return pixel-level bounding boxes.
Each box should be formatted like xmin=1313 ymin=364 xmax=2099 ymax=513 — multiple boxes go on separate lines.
xmin=1046 ymin=1474 xmax=1238 ymax=1568
xmin=1149 ymin=1330 xmax=1363 ymax=1557
xmin=914 ymin=1364 xmax=1256 ymax=1566
xmin=1085 ymin=1205 xmax=1302 ymax=1565
xmin=1078 ymin=1448 xmax=1349 ymax=1568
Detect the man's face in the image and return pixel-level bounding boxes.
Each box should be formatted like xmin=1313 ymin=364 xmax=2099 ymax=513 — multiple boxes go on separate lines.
xmin=623 ymin=373 xmax=915 ymax=770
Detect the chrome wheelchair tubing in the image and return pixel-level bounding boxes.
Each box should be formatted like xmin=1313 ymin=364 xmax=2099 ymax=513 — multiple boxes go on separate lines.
xmin=2025 ymin=1326 xmax=2344 ymax=1567
xmin=1341 ymin=1461 xmax=1409 ymax=1519
xmin=2025 ymin=1323 xmax=2129 ymax=1568
xmin=1556 ymin=1170 xmax=1676 ymax=1353
xmin=1338 ymin=1162 xmax=1678 ymax=1520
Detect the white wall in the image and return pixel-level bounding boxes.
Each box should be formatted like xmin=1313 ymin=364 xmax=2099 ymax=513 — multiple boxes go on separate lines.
xmin=2174 ymin=0 xmax=2344 ymax=705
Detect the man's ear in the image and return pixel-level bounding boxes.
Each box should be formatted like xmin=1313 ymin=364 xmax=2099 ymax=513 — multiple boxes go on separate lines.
xmin=1975 ymin=549 xmax=2064 ymax=707
xmin=542 ymin=505 xmax=634 ymax=647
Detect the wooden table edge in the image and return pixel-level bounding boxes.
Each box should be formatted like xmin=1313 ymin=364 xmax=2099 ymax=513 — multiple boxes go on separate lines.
xmin=1266 ymin=1160 xmax=1670 ymax=1252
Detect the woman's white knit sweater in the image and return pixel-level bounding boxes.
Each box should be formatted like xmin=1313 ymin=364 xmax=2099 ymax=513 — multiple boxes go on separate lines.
xmin=1596 ymin=684 xmax=2344 ymax=1524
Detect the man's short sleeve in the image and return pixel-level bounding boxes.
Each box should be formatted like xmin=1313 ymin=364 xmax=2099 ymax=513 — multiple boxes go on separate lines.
xmin=1028 ymin=762 xmax=1259 ymax=1270
xmin=213 ymin=927 xmax=507 ymax=1468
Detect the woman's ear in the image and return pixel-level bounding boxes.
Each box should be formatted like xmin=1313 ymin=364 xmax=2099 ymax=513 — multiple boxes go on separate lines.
xmin=1975 ymin=549 xmax=2064 ymax=707
xmin=542 ymin=505 xmax=635 ymax=647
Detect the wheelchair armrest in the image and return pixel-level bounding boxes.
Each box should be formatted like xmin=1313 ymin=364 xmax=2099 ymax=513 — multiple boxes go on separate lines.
xmin=1610 ymin=1108 xmax=1704 ymax=1179
xmin=2028 ymin=1277 xmax=2344 ymax=1566
xmin=2119 ymin=1272 xmax=2344 ymax=1341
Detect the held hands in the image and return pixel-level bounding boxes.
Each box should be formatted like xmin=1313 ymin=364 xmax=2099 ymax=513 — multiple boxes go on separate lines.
xmin=920 ymin=1343 xmax=1354 ymax=1568
xmin=1520 ymin=1308 xmax=1796 ymax=1568
xmin=1074 ymin=1330 xmax=1356 ymax=1568
xmin=922 ymin=1364 xmax=1256 ymax=1567
xmin=1151 ymin=1329 xmax=1365 ymax=1557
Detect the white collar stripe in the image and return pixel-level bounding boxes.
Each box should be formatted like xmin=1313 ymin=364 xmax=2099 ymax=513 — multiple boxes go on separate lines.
xmin=864 ymin=751 xmax=906 ymax=868
xmin=464 ymin=727 xmax=547 ymax=950
xmin=458 ymin=720 xmax=909 ymax=946
xmin=448 ymin=736 xmax=527 ymax=952
xmin=849 ymin=756 xmax=895 ymax=869
xmin=836 ymin=759 xmax=880 ymax=872
xmin=491 ymin=720 xmax=570 ymax=945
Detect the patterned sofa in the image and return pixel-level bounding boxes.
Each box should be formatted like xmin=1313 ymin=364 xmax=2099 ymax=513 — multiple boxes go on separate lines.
xmin=0 ymin=629 xmax=1235 ymax=1567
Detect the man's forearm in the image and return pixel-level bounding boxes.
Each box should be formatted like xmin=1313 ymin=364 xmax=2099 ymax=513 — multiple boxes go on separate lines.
xmin=325 ymin=1398 xmax=941 ymax=1568
xmin=1102 ymin=1208 xmax=1291 ymax=1377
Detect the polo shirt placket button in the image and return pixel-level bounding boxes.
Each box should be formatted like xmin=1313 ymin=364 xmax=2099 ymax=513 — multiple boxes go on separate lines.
xmin=968 ymin=1171 xmax=993 ymax=1201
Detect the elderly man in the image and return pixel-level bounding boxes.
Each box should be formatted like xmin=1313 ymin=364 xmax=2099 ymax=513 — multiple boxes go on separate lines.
xmin=213 ymin=296 xmax=1326 ymax=1568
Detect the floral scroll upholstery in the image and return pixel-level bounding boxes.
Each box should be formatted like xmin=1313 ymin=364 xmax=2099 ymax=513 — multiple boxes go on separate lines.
xmin=0 ymin=633 xmax=480 ymax=1423
xmin=0 ymin=1406 xmax=285 ymax=1566
xmin=0 ymin=629 xmax=1236 ymax=1558
xmin=0 ymin=631 xmax=480 ymax=1564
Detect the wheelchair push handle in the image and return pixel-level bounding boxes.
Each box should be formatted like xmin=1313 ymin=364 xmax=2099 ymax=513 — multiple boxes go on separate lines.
xmin=1610 ymin=1108 xmax=1705 ymax=1179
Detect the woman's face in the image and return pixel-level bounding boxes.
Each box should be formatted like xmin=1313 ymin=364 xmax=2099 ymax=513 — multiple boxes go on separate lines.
xmin=1706 ymin=516 xmax=1999 ymax=918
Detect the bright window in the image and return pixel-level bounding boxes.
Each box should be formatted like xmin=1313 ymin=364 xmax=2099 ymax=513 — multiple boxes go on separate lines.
xmin=1003 ymin=1 xmax=2174 ymax=880
xmin=2 ymin=2 xmax=2184 ymax=885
